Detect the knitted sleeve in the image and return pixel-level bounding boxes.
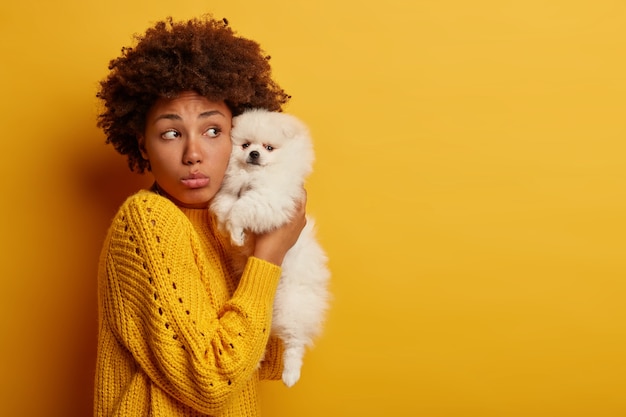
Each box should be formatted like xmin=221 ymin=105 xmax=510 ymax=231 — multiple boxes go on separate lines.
xmin=258 ymin=337 xmax=285 ymax=380
xmin=101 ymin=192 xmax=281 ymax=414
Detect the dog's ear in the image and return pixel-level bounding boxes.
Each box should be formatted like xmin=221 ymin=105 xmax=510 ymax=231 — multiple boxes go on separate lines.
xmin=280 ymin=125 xmax=295 ymax=139
xmin=279 ymin=115 xmax=303 ymax=139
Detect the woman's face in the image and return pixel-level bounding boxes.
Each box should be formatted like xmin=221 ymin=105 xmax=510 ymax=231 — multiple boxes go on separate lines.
xmin=139 ymin=91 xmax=233 ymax=208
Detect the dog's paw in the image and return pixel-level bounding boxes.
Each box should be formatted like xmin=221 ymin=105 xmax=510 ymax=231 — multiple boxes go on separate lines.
xmin=230 ymin=227 xmax=246 ymax=246
xmin=281 ymin=346 xmax=304 ymax=387
xmin=282 ymin=367 xmax=301 ymax=388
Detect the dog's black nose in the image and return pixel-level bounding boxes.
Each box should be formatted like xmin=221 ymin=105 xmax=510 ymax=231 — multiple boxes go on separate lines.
xmin=249 ymin=150 xmax=260 ymax=159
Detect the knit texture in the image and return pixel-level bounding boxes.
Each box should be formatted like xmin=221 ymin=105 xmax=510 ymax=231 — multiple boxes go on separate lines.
xmin=95 ymin=190 xmax=284 ymax=417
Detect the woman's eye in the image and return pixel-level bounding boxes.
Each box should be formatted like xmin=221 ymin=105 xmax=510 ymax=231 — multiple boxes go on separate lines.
xmin=162 ymin=130 xmax=180 ymax=140
xmin=242 ymin=143 xmax=250 ymax=149
xmin=206 ymin=127 xmax=220 ymax=138
xmin=265 ymin=145 xmax=274 ymax=151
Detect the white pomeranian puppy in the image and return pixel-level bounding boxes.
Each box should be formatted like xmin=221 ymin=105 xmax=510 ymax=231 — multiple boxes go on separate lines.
xmin=210 ymin=108 xmax=330 ymax=387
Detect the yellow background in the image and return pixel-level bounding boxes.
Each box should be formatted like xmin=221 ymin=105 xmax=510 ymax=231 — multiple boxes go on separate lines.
xmin=1 ymin=1 xmax=625 ymax=416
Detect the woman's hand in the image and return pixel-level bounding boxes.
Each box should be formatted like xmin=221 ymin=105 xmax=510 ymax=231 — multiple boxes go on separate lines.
xmin=253 ymin=191 xmax=307 ymax=266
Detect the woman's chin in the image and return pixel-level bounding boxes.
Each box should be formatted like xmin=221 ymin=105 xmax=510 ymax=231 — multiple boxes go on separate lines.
xmin=159 ymin=186 xmax=214 ymax=209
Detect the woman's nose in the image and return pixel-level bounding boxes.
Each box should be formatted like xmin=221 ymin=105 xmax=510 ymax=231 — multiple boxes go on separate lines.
xmin=183 ymin=137 xmax=202 ymax=165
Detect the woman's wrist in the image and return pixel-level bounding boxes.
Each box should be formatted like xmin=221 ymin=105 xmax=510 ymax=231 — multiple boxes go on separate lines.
xmin=252 ymin=247 xmax=284 ymax=266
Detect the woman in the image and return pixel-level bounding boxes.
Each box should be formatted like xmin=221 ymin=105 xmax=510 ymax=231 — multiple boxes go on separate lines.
xmin=94 ymin=16 xmax=306 ymax=417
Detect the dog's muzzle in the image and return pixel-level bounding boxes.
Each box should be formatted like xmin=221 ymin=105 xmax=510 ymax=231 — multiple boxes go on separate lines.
xmin=247 ymin=150 xmax=261 ymax=165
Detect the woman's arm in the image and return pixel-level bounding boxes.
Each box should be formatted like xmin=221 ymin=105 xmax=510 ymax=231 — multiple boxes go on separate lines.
xmin=102 ymin=193 xmax=282 ymax=414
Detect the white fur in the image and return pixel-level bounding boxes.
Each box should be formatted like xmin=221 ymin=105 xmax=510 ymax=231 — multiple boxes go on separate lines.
xmin=210 ymin=109 xmax=330 ymax=387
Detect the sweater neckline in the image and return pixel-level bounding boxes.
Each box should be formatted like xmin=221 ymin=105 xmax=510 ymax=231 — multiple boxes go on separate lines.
xmin=178 ymin=205 xmax=210 ymax=225
xmin=147 ymin=183 xmax=212 ymax=220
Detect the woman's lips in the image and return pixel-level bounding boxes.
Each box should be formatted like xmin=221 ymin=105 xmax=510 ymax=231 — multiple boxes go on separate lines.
xmin=181 ymin=174 xmax=209 ymax=189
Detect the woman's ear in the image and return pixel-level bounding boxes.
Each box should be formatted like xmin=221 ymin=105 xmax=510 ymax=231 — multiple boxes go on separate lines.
xmin=138 ymin=135 xmax=149 ymax=160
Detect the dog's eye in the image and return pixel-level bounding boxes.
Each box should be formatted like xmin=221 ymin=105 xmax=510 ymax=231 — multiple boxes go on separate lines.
xmin=265 ymin=145 xmax=274 ymax=151
xmin=242 ymin=143 xmax=250 ymax=149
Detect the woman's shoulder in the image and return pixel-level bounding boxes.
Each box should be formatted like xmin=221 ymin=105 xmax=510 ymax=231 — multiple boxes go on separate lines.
xmin=102 ymin=189 xmax=201 ymax=268
xmin=120 ymin=188 xmax=170 ymax=208
xmin=112 ymin=189 xmax=189 ymax=234
xmin=117 ymin=189 xmax=177 ymax=215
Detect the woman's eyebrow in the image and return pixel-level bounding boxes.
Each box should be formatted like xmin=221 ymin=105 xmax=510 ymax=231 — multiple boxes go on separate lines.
xmin=198 ymin=110 xmax=224 ymax=118
xmin=152 ymin=110 xmax=224 ymax=124
xmin=153 ymin=113 xmax=181 ymax=122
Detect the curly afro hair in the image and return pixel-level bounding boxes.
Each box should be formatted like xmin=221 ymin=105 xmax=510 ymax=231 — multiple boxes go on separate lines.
xmin=97 ymin=16 xmax=291 ymax=173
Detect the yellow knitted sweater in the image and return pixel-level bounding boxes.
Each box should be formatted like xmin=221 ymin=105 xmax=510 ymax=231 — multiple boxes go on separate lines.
xmin=95 ymin=190 xmax=284 ymax=417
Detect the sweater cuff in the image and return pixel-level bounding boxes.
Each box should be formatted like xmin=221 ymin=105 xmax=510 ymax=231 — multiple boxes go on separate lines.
xmin=233 ymin=257 xmax=282 ymax=304
xmin=259 ymin=337 xmax=285 ymax=380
